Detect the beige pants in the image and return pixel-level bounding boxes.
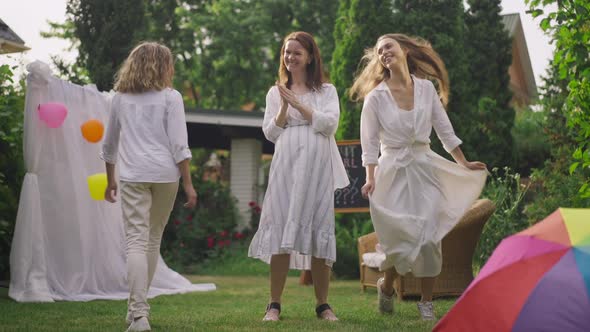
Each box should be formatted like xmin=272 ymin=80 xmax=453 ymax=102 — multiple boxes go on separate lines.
xmin=120 ymin=181 xmax=179 ymax=318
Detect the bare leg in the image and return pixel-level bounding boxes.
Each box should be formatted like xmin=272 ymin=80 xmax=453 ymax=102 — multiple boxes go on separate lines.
xmin=377 ymin=267 xmax=397 ymax=314
xmin=311 ymin=257 xmax=337 ymax=321
xmin=270 ymin=254 xmax=291 ymax=302
xmin=420 ymin=277 xmax=435 ymax=302
xmin=310 ymin=257 xmax=330 ymax=305
xmin=417 ymin=277 xmax=437 ymax=320
xmin=381 ymin=268 xmax=397 ymax=297
xmin=264 ymin=254 xmax=290 ymax=321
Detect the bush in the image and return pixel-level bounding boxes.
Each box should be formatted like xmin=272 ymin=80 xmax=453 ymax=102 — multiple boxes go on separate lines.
xmin=160 ymin=149 xmax=241 ymax=273
xmin=332 ymin=214 xmax=374 ymax=279
xmin=0 ymin=64 xmax=26 ymax=280
xmin=465 ymin=95 xmax=515 ymax=171
xmin=474 ymin=167 xmax=530 ymax=268
xmin=524 ymin=154 xmax=590 ymax=223
xmin=247 ymin=200 xmax=262 ymax=231
xmin=512 ymin=108 xmax=550 ymax=176
xmin=192 ymin=238 xmax=299 ymax=277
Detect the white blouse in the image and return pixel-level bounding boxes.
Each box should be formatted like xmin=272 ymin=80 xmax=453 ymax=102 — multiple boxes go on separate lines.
xmin=262 ymin=84 xmax=349 ymax=190
xmin=101 ymin=88 xmax=192 ymax=183
xmin=360 ymin=77 xmax=462 ymax=166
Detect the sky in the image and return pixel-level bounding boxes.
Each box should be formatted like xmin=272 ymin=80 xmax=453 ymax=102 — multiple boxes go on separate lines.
xmin=1 ymin=0 xmax=555 ymax=85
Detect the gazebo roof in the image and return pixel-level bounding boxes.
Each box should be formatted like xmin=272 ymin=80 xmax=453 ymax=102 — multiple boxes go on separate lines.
xmin=185 ymin=108 xmax=274 ymax=153
xmin=0 ymin=18 xmax=30 ymax=54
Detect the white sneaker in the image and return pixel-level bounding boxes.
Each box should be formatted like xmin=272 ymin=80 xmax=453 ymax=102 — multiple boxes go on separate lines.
xmin=377 ymin=277 xmax=394 ymax=314
xmin=417 ymin=301 xmax=436 ymax=321
xmin=126 ymin=316 xmax=151 ymax=331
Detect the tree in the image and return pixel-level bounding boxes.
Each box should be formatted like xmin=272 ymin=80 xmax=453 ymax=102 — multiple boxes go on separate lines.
xmin=142 ymin=0 xmax=203 ymax=104
xmin=175 ymin=0 xmax=277 ymax=110
xmin=523 ymin=65 xmax=590 ymax=222
xmin=331 ymin=0 xmax=394 ymax=140
xmin=170 ymin=0 xmax=339 ymax=109
xmin=67 ymin=0 xmax=146 ymax=91
xmin=46 ymin=0 xmax=338 ymax=109
xmin=40 ymin=20 xmax=90 ymax=85
xmin=527 ymin=0 xmax=590 ymax=198
xmin=464 ymin=0 xmax=515 ymax=169
xmin=261 ymin=0 xmax=339 ymax=66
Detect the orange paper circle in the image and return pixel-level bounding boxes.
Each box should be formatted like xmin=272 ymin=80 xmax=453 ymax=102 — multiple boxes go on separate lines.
xmin=81 ymin=119 xmax=104 ymax=143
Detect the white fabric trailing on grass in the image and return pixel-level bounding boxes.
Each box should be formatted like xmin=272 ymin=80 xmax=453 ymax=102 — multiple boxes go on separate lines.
xmin=9 ymin=61 xmax=215 ymax=302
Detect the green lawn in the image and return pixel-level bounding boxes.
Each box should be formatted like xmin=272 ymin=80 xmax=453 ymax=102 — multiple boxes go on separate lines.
xmin=0 ymin=275 xmax=454 ymax=331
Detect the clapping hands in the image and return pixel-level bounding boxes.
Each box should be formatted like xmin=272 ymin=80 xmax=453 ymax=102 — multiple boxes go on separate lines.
xmin=277 ymin=84 xmax=303 ymax=111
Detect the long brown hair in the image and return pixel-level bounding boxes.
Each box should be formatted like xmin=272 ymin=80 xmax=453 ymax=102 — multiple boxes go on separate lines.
xmin=114 ymin=42 xmax=175 ymax=93
xmin=349 ymin=33 xmax=450 ymax=107
xmin=278 ymin=31 xmax=326 ymax=91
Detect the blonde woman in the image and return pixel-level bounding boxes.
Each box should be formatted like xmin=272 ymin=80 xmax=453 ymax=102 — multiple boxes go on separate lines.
xmin=351 ymin=34 xmax=487 ymax=321
xmin=102 ymin=42 xmax=197 ymax=332
xmin=248 ymin=31 xmax=349 ymax=321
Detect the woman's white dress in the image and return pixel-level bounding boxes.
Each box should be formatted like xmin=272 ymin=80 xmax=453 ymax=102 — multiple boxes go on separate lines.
xmin=248 ymin=84 xmax=349 ymax=270
xmin=360 ymin=77 xmax=487 ymax=277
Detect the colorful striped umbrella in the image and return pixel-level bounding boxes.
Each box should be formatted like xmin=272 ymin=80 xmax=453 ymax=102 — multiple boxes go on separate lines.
xmin=434 ymin=208 xmax=590 ymax=332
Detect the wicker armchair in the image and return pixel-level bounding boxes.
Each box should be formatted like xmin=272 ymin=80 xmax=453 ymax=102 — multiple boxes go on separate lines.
xmin=358 ymin=198 xmax=496 ymax=300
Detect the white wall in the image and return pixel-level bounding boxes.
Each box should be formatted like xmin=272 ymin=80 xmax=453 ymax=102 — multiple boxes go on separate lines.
xmin=230 ymin=138 xmax=262 ymax=230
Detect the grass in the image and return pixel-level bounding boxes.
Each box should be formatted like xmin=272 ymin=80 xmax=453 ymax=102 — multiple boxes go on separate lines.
xmin=188 ymin=241 xmax=300 ymax=278
xmin=0 ymin=275 xmax=454 ymax=331
xmin=0 ymin=244 xmax=457 ymax=331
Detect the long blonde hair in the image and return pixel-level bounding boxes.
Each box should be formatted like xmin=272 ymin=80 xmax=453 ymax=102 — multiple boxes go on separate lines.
xmin=349 ymin=33 xmax=450 ymax=107
xmin=114 ymin=42 xmax=174 ymax=93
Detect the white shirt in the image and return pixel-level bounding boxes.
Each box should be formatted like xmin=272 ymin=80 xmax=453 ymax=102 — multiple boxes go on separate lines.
xmin=360 ymin=77 xmax=462 ymax=166
xmin=101 ymin=88 xmax=192 ymax=182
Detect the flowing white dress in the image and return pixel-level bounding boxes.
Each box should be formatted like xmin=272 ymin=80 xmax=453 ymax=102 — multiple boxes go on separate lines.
xmin=248 ymin=84 xmax=349 ymax=269
xmin=360 ymin=77 xmax=487 ymax=277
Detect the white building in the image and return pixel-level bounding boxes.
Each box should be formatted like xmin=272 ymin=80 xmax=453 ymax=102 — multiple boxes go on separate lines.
xmin=0 ymin=18 xmax=30 ymax=54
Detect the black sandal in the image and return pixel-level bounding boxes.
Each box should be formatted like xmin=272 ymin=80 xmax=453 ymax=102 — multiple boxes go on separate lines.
xmin=266 ymin=302 xmax=281 ymax=313
xmin=316 ymin=303 xmax=338 ymax=320
xmin=263 ymin=302 xmax=281 ymax=321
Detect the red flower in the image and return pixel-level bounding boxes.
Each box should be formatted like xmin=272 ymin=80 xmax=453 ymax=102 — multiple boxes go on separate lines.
xmin=220 ymin=230 xmax=229 ymax=238
xmin=248 ymin=201 xmax=256 ymax=207
xmin=254 ymin=206 xmax=262 ymax=214
xmin=185 ymin=214 xmax=193 ymax=221
xmin=217 ymin=239 xmax=231 ymax=248
xmin=234 ymin=232 xmax=245 ymax=240
xmin=207 ymin=236 xmax=215 ymax=248
xmin=174 ymin=219 xmax=181 ymax=226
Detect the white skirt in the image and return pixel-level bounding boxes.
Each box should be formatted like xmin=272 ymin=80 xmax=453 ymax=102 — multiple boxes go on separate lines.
xmin=248 ymin=124 xmax=337 ymax=270
xmin=369 ymin=145 xmax=486 ymax=277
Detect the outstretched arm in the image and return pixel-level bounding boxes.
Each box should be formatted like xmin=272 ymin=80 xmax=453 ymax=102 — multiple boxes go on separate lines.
xmin=429 ymin=83 xmax=486 ymax=170
xmin=360 ymin=95 xmax=381 ymax=198
xmin=450 ymin=147 xmax=486 ymax=170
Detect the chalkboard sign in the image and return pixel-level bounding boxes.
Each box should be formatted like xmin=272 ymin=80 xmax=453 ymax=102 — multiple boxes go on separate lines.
xmin=334 ymin=140 xmax=370 ymax=213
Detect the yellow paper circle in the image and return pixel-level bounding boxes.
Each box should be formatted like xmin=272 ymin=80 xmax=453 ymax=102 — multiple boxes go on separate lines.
xmin=87 ymin=173 xmax=107 ymax=200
